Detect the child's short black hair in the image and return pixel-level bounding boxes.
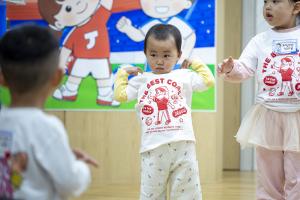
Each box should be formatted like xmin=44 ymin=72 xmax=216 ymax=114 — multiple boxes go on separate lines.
xmin=144 ymin=24 xmax=182 ymax=54
xmin=0 ymin=24 xmax=59 ymax=94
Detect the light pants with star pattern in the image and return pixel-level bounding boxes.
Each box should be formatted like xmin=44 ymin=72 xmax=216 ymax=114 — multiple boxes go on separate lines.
xmin=140 ymin=141 xmax=202 ymax=200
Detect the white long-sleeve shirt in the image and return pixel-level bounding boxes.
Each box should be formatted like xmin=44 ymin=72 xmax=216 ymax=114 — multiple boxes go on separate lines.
xmin=0 ymin=108 xmax=91 ymax=200
xmin=114 ymin=60 xmax=215 ymax=152
xmin=224 ymin=26 xmax=300 ymax=112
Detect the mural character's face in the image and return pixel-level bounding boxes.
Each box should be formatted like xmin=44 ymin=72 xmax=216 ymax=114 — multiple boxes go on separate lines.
xmin=54 ymin=0 xmax=100 ymax=29
xmin=140 ymin=0 xmax=192 ymax=19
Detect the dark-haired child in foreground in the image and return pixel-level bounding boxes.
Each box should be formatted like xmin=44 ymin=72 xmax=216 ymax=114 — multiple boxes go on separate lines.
xmin=0 ymin=24 xmax=98 ymax=200
xmin=114 ymin=24 xmax=214 ymax=200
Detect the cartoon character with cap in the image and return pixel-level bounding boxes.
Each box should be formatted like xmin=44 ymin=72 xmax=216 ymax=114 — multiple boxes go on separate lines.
xmin=152 ymin=86 xmax=174 ymax=125
xmin=277 ymin=56 xmax=296 ymax=96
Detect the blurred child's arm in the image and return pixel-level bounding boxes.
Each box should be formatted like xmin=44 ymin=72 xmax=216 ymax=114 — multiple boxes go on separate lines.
xmin=114 ymin=67 xmax=142 ymax=102
xmin=218 ymin=37 xmax=257 ymax=83
xmin=73 ymin=149 xmax=99 ymax=168
xmin=190 ymin=59 xmax=215 ymax=88
xmin=218 ymin=57 xmax=256 ymax=83
xmin=36 ymin=119 xmax=92 ymax=198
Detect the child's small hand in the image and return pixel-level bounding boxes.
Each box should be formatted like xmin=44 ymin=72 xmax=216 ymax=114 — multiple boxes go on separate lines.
xmin=218 ymin=57 xmax=234 ymax=75
xmin=181 ymin=59 xmax=192 ymax=69
xmin=123 ymin=67 xmax=143 ymax=76
xmin=11 ymin=152 xmax=28 ymax=173
xmin=73 ymin=149 xmax=99 ymax=168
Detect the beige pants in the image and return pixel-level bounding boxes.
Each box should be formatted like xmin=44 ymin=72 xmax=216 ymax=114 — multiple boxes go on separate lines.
xmin=140 ymin=141 xmax=202 ymax=200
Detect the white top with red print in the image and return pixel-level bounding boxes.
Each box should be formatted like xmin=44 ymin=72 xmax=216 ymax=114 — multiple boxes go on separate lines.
xmin=224 ymin=26 xmax=300 ymax=112
xmin=126 ymin=69 xmax=208 ymax=152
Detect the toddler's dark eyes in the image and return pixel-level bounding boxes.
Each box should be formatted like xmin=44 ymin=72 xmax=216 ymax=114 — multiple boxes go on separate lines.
xmin=66 ymin=6 xmax=72 ymax=12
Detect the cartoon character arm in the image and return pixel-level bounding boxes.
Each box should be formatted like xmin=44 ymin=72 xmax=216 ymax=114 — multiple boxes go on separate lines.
xmin=191 ymin=59 xmax=215 ymax=89
xmin=178 ymin=32 xmax=196 ymax=64
xmin=100 ymin=0 xmax=113 ymax=10
xmin=59 ymin=47 xmax=72 ymax=72
xmin=116 ymin=16 xmax=145 ymax=42
xmin=292 ymin=73 xmax=297 ymax=79
xmin=148 ymin=92 xmax=155 ymax=101
xmin=271 ymin=61 xmax=280 ymax=71
xmin=168 ymin=101 xmax=175 ymax=109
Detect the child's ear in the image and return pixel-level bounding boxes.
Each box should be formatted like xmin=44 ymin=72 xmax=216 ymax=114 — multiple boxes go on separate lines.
xmin=51 ymin=68 xmax=63 ymax=88
xmin=294 ymin=2 xmax=300 ymax=15
xmin=178 ymin=51 xmax=182 ymax=59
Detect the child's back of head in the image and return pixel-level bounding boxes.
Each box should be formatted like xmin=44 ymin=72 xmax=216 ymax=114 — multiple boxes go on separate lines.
xmin=0 ymin=24 xmax=95 ymax=200
xmin=0 ymin=24 xmax=60 ymax=98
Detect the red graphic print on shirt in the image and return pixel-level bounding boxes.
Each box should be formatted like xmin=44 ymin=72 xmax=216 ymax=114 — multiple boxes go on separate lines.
xmin=139 ymin=78 xmax=188 ymax=134
xmin=261 ymin=39 xmax=300 ymax=98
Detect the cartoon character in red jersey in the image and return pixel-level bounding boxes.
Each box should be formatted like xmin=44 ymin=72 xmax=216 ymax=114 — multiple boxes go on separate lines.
xmin=277 ymin=56 xmax=295 ymax=96
xmin=152 ymin=86 xmax=174 ymax=125
xmin=38 ymin=0 xmax=119 ymax=106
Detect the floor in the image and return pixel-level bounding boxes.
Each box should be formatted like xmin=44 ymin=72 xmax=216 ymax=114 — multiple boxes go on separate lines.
xmin=74 ymin=171 xmax=256 ymax=200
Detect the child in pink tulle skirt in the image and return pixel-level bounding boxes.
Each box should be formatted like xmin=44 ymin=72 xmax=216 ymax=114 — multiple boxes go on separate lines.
xmin=219 ymin=0 xmax=300 ymax=199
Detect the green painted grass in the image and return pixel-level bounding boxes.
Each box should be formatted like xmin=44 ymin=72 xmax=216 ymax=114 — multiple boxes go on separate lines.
xmin=0 ymin=64 xmax=216 ymax=111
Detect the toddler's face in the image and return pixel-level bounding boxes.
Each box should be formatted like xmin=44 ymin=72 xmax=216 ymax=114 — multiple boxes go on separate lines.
xmin=263 ymin=0 xmax=299 ymax=29
xmin=54 ymin=0 xmax=100 ymax=29
xmin=140 ymin=0 xmax=192 ymax=19
xmin=145 ymin=36 xmax=181 ymax=74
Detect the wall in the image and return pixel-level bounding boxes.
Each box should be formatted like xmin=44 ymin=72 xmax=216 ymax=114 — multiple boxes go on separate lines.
xmin=221 ymin=0 xmax=242 ymax=170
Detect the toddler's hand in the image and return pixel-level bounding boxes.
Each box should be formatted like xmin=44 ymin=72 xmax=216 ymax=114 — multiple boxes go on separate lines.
xmin=181 ymin=59 xmax=192 ymax=69
xmin=218 ymin=57 xmax=234 ymax=75
xmin=123 ymin=66 xmax=143 ymax=76
xmin=11 ymin=152 xmax=28 ymax=173
xmin=73 ymin=149 xmax=99 ymax=168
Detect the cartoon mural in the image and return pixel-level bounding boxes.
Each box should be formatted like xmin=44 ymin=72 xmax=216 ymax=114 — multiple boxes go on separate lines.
xmin=116 ymin=0 xmax=196 ymax=68
xmin=38 ymin=0 xmax=120 ymax=107
xmin=0 ymin=0 xmax=216 ymax=111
